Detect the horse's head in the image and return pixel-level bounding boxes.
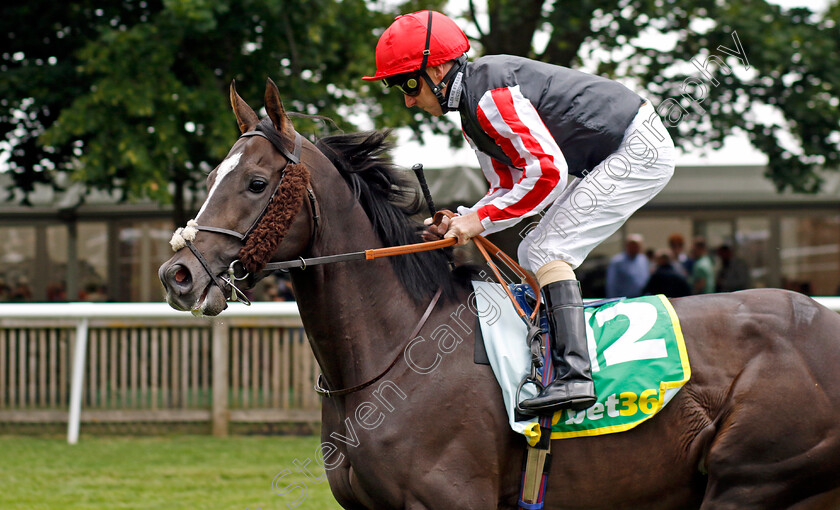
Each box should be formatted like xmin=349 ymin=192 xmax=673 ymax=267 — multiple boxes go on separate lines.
xmin=159 ymin=79 xmax=315 ymax=316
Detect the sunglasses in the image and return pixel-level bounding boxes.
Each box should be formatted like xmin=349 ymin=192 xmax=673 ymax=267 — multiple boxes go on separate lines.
xmin=383 ymin=72 xmax=423 ymax=97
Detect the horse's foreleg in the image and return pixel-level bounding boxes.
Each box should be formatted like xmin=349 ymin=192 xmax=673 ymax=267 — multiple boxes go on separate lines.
xmin=326 ymin=465 xmax=369 ymax=510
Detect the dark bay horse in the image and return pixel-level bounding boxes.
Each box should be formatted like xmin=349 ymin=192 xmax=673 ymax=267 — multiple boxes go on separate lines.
xmin=159 ymin=79 xmax=840 ymax=509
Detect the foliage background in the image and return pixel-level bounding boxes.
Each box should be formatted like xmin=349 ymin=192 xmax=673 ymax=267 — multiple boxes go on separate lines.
xmin=1 ymin=0 xmax=838 ymax=224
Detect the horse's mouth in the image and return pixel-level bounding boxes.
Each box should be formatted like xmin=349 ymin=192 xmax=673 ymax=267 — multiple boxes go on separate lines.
xmin=161 ymin=260 xmax=232 ymax=317
xmin=190 ymin=282 xmax=228 ymax=317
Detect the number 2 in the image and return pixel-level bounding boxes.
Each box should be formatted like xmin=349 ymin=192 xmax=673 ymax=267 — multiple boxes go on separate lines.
xmin=593 ymin=302 xmax=668 ymax=368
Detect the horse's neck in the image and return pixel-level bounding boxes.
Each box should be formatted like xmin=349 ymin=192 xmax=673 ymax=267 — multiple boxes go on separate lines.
xmin=290 ymin=195 xmax=433 ymax=391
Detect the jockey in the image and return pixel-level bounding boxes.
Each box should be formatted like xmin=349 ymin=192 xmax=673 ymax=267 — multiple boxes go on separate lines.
xmin=363 ymin=10 xmax=676 ymax=414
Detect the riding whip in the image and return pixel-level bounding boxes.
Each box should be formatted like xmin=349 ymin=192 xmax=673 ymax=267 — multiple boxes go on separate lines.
xmin=412 ymin=163 xmax=437 ymax=216
xmin=413 ymin=163 xmax=456 ymax=268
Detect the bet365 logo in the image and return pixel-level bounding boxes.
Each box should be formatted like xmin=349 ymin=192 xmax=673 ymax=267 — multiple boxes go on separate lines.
xmin=560 ymin=389 xmax=660 ymax=425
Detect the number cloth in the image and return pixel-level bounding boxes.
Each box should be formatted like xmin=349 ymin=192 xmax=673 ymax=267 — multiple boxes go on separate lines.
xmin=472 ymin=281 xmax=690 ymax=442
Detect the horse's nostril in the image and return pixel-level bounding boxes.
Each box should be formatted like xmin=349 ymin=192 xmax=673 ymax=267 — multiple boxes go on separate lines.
xmin=175 ymin=267 xmax=189 ymax=284
xmin=166 ymin=264 xmax=192 ymax=289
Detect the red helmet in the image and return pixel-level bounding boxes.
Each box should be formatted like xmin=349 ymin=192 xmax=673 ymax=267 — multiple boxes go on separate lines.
xmin=362 ymin=10 xmax=470 ymax=81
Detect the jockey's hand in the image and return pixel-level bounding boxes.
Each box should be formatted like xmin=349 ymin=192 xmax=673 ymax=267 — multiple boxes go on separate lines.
xmin=422 ymin=215 xmax=449 ymax=241
xmin=424 ymin=212 xmax=484 ymax=246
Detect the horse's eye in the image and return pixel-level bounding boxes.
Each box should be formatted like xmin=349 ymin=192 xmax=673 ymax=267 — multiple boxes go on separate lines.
xmin=248 ymin=179 xmax=268 ymax=193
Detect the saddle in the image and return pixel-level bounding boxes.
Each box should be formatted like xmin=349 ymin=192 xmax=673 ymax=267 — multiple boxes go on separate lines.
xmin=472 ymin=282 xmax=691 ymax=441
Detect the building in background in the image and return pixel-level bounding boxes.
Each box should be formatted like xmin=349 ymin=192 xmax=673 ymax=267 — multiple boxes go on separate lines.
xmin=0 ymin=164 xmax=838 ymax=301
xmin=0 ymin=181 xmax=184 ymax=302
xmin=427 ymin=164 xmax=840 ymax=297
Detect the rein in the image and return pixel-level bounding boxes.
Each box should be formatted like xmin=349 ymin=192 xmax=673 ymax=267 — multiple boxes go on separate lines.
xmin=168 ymin=123 xmax=542 ymax=399
xmin=262 ymin=237 xmax=457 ymax=271
xmin=315 ymin=287 xmax=443 ymax=397
xmin=310 ymin=214 xmax=542 ymax=399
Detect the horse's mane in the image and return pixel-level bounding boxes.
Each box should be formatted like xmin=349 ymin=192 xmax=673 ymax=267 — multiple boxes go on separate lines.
xmin=315 ymin=130 xmax=467 ymax=301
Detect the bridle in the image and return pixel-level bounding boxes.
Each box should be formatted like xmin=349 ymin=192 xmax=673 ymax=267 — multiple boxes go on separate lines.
xmin=170 ymin=125 xmax=546 ymax=399
xmin=172 ymin=123 xmax=319 ymax=306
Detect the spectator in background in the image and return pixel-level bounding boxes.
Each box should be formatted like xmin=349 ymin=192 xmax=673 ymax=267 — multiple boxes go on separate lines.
xmin=261 ymin=284 xmax=283 ymax=301
xmin=253 ymin=274 xmax=296 ymax=301
xmin=606 ymin=234 xmax=649 ymax=298
xmin=716 ymin=244 xmax=751 ymax=292
xmin=667 ymin=233 xmax=691 ymax=277
xmin=275 ymin=274 xmax=295 ymax=301
xmin=689 ymin=237 xmax=715 ymax=294
xmin=80 ymin=283 xmax=108 ymax=302
xmin=643 ymin=250 xmax=691 ymax=297
xmin=644 ymin=247 xmax=656 ymax=274
xmin=0 ymin=277 xmax=9 ymax=302
xmin=11 ymin=276 xmax=33 ymax=302
xmin=47 ymin=280 xmax=68 ymax=302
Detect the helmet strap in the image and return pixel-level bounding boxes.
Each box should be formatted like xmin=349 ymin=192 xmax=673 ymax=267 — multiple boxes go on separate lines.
xmin=439 ymin=55 xmax=467 ymax=112
xmin=417 ymin=10 xmax=434 ymax=89
xmin=417 ymin=11 xmax=467 ymax=113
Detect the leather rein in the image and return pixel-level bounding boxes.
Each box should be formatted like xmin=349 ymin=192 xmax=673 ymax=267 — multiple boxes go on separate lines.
xmin=173 ymin=127 xmax=541 ymax=399
xmin=312 ymin=225 xmax=543 ymax=398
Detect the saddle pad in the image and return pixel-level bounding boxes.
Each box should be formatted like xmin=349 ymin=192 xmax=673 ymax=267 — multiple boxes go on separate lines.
xmin=471 ymin=281 xmax=691 ymax=441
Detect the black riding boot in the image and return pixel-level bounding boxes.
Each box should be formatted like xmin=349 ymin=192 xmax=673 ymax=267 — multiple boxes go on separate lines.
xmin=520 ymin=280 xmax=596 ymax=414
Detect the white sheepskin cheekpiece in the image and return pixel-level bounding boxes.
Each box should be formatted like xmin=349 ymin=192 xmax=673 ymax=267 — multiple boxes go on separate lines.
xmin=169 ymin=219 xmax=199 ymax=251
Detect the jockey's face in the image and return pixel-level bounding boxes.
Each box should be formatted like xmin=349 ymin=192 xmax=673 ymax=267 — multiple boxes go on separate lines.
xmin=401 ymin=63 xmax=450 ymax=117
xmin=404 ymin=79 xmax=443 ymax=116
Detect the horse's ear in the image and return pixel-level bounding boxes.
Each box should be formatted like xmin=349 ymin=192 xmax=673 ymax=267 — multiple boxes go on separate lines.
xmin=264 ymin=77 xmax=293 ymax=135
xmin=230 ymin=80 xmax=259 ymax=134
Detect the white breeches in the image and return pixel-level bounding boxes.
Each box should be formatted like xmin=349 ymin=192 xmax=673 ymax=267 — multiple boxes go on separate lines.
xmin=518 ymin=101 xmax=676 ymax=271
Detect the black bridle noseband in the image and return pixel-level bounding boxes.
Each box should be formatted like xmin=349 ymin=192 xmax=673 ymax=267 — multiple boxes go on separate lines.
xmin=174 ymin=124 xmax=318 ymax=307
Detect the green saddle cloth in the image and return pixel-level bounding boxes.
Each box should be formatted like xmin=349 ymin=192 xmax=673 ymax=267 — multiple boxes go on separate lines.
xmin=546 ymin=294 xmax=691 ymax=439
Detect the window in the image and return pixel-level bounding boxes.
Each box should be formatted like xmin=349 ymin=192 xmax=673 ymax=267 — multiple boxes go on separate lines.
xmin=780 ymin=215 xmax=840 ymax=296
xmin=46 ymin=225 xmax=69 ymax=301
xmin=0 ymin=226 xmax=35 ymax=302
xmin=77 ymin=222 xmax=109 ymax=301
xmin=735 ymin=217 xmax=771 ymax=289
xmin=116 ymin=219 xmax=175 ymax=301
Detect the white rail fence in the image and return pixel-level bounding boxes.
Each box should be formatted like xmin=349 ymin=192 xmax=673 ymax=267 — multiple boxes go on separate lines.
xmin=1 ymin=298 xmax=839 ymax=444
xmin=0 ymin=302 xmax=318 ymax=443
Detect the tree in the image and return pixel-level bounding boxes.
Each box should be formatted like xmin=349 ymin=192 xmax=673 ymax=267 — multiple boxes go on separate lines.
xmin=0 ymin=0 xmax=405 ymax=224
xmin=0 ymin=2 xmax=161 ymax=201
xmin=3 ymin=0 xmax=836 ymax=211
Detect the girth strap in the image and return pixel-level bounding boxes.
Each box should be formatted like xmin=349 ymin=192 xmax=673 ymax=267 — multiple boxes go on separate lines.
xmin=520 ymin=439 xmax=552 ymax=509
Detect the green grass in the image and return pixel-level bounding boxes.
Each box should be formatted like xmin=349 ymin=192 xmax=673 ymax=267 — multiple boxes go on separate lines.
xmin=0 ymin=435 xmax=343 ymax=510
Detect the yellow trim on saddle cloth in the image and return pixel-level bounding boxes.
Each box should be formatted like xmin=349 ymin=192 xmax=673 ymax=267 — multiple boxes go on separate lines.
xmin=662 ymin=294 xmax=692 ymax=384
